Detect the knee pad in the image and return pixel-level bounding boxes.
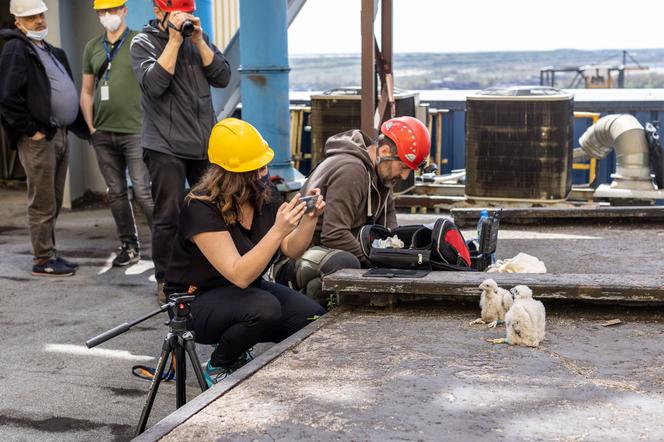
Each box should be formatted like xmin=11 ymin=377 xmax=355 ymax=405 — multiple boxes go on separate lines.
xmin=295 ymin=246 xmax=345 ymax=290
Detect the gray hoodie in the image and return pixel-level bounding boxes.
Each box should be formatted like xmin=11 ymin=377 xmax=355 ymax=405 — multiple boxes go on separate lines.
xmin=130 ymin=20 xmax=230 ymax=160
xmin=301 ymin=129 xmax=397 ymax=264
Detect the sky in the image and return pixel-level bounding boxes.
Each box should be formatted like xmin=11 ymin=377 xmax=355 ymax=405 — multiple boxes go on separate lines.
xmin=288 ymin=0 xmax=664 ymax=54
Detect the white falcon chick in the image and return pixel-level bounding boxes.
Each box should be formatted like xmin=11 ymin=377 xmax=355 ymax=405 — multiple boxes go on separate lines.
xmin=488 ymin=285 xmax=546 ymax=347
xmin=469 ymin=278 xmax=514 ymax=328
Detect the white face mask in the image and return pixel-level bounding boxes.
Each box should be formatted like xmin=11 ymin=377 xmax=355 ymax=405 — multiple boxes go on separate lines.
xmin=25 ymin=27 xmax=48 ymax=41
xmin=99 ymin=13 xmax=122 ymax=32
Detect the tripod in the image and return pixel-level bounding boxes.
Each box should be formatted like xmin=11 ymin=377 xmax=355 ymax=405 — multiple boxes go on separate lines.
xmin=86 ymin=294 xmax=209 ymax=436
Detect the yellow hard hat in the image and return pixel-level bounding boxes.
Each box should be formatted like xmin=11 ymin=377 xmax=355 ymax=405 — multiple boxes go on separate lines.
xmin=93 ymin=0 xmax=126 ymax=10
xmin=208 ymin=118 xmax=274 ymax=173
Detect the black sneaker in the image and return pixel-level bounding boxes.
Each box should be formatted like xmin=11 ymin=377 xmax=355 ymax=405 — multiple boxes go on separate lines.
xmin=32 ymin=258 xmax=75 ymax=277
xmin=112 ymin=243 xmax=140 ymax=267
xmin=55 ymin=256 xmax=79 ymax=269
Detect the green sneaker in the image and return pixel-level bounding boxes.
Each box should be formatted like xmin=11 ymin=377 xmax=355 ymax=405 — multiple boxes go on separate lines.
xmin=203 ymin=349 xmax=255 ymax=387
xmin=203 ymin=360 xmax=237 ymax=387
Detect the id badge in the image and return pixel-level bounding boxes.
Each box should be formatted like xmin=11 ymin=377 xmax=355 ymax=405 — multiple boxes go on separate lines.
xmin=100 ymin=85 xmax=110 ymax=102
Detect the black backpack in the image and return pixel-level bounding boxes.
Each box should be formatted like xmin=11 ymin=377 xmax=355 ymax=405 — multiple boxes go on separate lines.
xmin=358 ymin=219 xmax=472 ymax=271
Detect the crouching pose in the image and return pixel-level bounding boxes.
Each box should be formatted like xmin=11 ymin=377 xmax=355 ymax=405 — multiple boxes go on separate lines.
xmin=276 ymin=116 xmax=431 ymax=305
xmin=164 ymin=118 xmax=326 ymax=386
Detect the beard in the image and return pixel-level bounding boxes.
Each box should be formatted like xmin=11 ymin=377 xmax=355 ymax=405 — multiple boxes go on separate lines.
xmin=378 ymin=174 xmax=397 ymax=189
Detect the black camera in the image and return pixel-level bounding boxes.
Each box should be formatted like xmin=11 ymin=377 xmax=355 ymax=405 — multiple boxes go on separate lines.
xmin=181 ymin=20 xmax=195 ymax=37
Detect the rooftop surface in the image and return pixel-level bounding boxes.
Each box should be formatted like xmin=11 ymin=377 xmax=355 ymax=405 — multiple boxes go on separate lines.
xmin=160 ymin=304 xmax=664 ymax=441
xmin=1 ymin=186 xmax=663 ymax=441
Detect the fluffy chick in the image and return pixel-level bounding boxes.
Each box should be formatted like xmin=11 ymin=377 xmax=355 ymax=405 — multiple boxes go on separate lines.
xmin=469 ymin=278 xmax=514 ymax=328
xmin=488 ymin=285 xmax=546 ymax=347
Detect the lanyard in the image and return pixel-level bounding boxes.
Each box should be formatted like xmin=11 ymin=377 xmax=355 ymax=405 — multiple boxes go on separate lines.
xmin=102 ymin=28 xmax=130 ymax=83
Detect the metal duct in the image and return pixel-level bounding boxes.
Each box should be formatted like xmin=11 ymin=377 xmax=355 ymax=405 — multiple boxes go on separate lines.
xmin=579 ymin=114 xmax=651 ymax=181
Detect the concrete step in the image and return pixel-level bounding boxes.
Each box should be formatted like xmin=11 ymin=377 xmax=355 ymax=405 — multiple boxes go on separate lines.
xmin=452 ymin=206 xmax=664 ymax=227
xmin=323 ymin=269 xmax=664 ymax=307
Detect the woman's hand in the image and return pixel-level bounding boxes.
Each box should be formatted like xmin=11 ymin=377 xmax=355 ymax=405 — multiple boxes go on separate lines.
xmin=274 ymin=193 xmax=306 ymax=236
xmin=305 ymin=187 xmax=325 ymax=218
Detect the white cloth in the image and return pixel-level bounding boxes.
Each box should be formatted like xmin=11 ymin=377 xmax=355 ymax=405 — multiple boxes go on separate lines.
xmin=372 ymin=235 xmax=405 ymax=249
xmin=487 ymin=252 xmax=547 ymax=273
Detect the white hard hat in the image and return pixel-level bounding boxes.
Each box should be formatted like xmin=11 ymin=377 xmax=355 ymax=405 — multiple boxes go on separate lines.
xmin=10 ymin=0 xmax=48 ymax=17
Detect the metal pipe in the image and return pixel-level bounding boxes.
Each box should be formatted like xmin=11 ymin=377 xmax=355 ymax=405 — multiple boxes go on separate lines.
xmin=361 ymin=0 xmax=376 ymax=136
xmin=239 ymin=0 xmax=302 ymax=183
xmin=579 ymin=114 xmax=651 ymax=181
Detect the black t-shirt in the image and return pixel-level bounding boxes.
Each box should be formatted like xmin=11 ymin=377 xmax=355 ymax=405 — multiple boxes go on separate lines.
xmin=165 ymin=193 xmax=280 ymax=292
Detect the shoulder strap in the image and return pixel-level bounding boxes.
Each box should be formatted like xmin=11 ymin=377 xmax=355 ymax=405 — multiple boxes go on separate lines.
xmin=95 ymin=35 xmax=109 ymax=85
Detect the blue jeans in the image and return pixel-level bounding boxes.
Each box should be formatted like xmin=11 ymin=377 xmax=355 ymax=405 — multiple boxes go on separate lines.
xmin=92 ymin=131 xmax=153 ymax=247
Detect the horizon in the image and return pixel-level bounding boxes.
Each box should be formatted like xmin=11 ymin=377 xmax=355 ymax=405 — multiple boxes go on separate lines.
xmin=288 ymin=47 xmax=664 ymax=57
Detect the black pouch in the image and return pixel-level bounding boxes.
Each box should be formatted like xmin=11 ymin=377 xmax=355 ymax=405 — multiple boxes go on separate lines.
xmin=363 ymin=268 xmax=430 ymax=278
xmin=369 ymin=248 xmax=431 ymax=270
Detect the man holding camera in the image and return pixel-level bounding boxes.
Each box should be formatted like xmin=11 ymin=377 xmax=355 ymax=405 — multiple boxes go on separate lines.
xmin=130 ymin=0 xmax=230 ymax=301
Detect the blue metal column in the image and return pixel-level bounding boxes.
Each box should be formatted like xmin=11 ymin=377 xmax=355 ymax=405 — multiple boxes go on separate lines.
xmin=239 ymin=0 xmax=302 ymax=184
xmin=196 ymin=0 xmax=214 ymax=41
xmin=124 ymin=0 xmax=154 ymax=31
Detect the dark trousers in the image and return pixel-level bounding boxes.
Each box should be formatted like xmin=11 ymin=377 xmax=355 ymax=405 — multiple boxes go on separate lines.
xmin=143 ymin=149 xmax=208 ymax=281
xmin=92 ymin=131 xmax=153 ymax=247
xmin=188 ymin=280 xmax=326 ymax=367
xmin=16 ymin=129 xmax=68 ymax=262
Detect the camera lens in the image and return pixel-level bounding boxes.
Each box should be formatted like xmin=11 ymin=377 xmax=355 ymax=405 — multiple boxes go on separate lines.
xmin=181 ymin=20 xmax=194 ymax=37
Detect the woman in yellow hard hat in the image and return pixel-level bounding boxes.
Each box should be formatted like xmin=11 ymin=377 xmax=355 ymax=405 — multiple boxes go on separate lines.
xmin=164 ymin=118 xmax=326 ymax=386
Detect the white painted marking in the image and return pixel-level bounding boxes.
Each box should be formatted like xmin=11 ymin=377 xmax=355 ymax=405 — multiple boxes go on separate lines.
xmin=125 ymin=259 xmax=154 ymax=275
xmin=44 ymin=344 xmax=154 ymax=362
xmin=97 ymin=253 xmax=116 ymax=275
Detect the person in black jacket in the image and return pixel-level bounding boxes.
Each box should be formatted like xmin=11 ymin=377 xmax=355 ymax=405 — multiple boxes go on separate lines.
xmin=0 ymin=1 xmax=90 ymax=277
xmin=130 ymin=0 xmax=230 ymax=302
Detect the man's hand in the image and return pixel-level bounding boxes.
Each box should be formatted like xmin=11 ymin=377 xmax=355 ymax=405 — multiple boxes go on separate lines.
xmin=31 ymin=131 xmax=45 ymax=141
xmin=165 ymin=11 xmax=186 ymax=46
xmin=189 ymin=16 xmax=204 ymax=45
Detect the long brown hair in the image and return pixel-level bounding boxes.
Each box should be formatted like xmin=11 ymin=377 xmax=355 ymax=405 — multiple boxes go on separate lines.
xmin=187 ymin=164 xmax=269 ymax=225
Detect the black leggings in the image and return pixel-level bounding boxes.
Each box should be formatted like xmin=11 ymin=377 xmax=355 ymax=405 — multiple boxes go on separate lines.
xmin=187 ymin=280 xmax=325 ymax=367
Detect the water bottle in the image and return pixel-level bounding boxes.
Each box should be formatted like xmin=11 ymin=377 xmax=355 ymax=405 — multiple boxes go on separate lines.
xmin=477 ymin=209 xmax=496 ymax=266
xmin=477 ymin=209 xmax=489 ymax=244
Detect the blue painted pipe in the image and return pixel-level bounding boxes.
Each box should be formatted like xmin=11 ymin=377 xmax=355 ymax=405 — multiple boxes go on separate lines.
xmin=124 ymin=0 xmax=214 ymax=41
xmin=239 ymin=0 xmax=301 ymax=183
xmin=196 ymin=0 xmax=214 ymax=40
xmin=124 ymin=0 xmax=154 ymax=31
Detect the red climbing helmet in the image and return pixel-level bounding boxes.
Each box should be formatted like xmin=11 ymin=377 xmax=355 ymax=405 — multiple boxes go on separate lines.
xmin=380 ymin=116 xmax=431 ymax=170
xmin=153 ymin=0 xmax=195 ymax=12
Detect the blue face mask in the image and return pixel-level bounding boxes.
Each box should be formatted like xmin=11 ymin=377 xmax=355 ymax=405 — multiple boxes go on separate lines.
xmin=258 ymin=172 xmax=270 ymax=189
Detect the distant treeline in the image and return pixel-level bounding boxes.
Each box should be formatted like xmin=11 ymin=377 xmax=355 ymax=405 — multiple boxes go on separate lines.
xmin=289 ymin=48 xmax=664 ymax=91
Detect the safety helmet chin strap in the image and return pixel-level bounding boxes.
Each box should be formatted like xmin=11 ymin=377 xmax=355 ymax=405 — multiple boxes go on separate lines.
xmin=160 ymin=12 xmax=170 ymax=30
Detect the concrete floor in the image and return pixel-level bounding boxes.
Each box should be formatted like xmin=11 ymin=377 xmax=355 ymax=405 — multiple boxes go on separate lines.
xmin=164 ymin=304 xmax=664 ymax=442
xmin=1 ymin=186 xmax=663 ymax=441
xmin=0 ymin=187 xmax=215 ymax=442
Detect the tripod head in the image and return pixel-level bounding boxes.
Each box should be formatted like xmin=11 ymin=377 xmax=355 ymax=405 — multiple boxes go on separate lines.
xmin=86 ymin=293 xmax=196 ymax=349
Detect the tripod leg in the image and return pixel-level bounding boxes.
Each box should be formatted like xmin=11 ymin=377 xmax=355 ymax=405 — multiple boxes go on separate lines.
xmin=135 ymin=335 xmax=174 ymax=436
xmin=175 ymin=339 xmax=187 ymax=408
xmin=183 ymin=331 xmax=209 ymax=392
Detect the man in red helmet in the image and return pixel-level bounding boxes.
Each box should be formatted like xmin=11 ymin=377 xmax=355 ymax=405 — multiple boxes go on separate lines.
xmin=130 ymin=0 xmax=230 ymax=302
xmin=276 ymin=116 xmax=431 ymax=305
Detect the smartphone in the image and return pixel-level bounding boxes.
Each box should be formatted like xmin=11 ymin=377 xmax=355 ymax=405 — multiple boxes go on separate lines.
xmin=300 ymin=195 xmax=319 ymax=214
